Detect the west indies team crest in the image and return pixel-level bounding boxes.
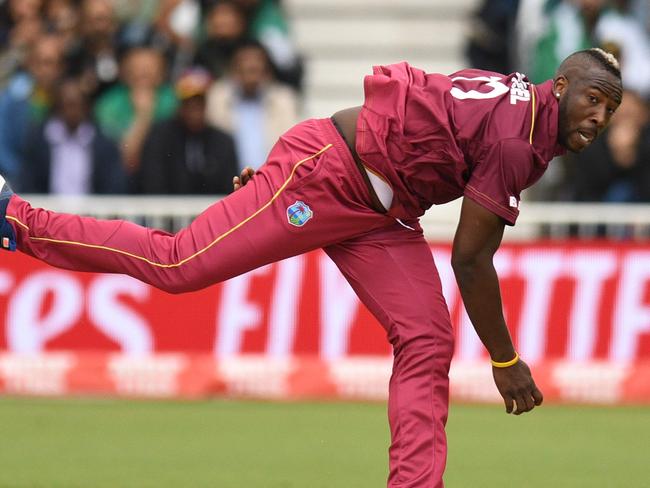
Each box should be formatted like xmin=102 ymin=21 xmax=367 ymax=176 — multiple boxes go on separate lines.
xmin=287 ymin=201 xmax=313 ymax=227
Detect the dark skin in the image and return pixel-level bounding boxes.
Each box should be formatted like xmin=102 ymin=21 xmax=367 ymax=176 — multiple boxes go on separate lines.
xmin=554 ymin=65 xmax=623 ymax=153
xmin=57 ymin=80 xmax=89 ymax=132
xmin=233 ymin=59 xmax=623 ymax=415
xmin=178 ymin=96 xmax=207 ymax=134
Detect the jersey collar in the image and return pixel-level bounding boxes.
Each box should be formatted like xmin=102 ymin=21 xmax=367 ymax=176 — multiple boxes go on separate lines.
xmin=533 ymin=80 xmax=566 ymax=160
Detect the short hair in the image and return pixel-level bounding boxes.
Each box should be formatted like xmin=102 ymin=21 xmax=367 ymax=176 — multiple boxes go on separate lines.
xmin=558 ymin=48 xmax=621 ymax=80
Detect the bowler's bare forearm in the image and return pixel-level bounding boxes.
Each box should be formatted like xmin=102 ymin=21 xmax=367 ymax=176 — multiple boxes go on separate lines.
xmin=452 ymin=197 xmax=515 ymax=361
xmin=452 ymin=256 xmax=516 ymax=362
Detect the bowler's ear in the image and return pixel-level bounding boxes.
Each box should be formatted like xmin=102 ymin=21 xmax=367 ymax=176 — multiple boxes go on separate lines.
xmin=553 ymin=75 xmax=568 ymax=98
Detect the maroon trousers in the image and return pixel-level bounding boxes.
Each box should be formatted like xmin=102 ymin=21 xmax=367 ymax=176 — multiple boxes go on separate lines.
xmin=6 ymin=118 xmax=454 ymax=487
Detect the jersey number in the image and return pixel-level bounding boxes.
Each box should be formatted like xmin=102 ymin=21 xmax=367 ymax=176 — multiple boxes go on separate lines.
xmin=450 ymin=76 xmax=509 ymax=100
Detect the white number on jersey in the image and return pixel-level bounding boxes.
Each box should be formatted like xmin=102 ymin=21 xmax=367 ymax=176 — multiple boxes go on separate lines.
xmin=450 ymin=76 xmax=509 ymax=100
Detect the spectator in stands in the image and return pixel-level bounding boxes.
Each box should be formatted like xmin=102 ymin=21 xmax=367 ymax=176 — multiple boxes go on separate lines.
xmin=615 ymin=0 xmax=649 ymax=34
xmin=0 ymin=0 xmax=44 ymax=84
xmin=44 ymin=0 xmax=79 ymax=49
xmin=0 ymin=0 xmax=42 ymax=42
xmin=234 ymin=0 xmax=303 ymax=90
xmin=206 ymin=40 xmax=298 ymax=172
xmin=137 ymin=67 xmax=238 ymax=194
xmin=515 ymin=0 xmax=547 ymax=75
xmin=466 ymin=0 xmax=520 ymax=74
xmin=154 ymin=0 xmax=202 ymax=78
xmin=20 ymin=77 xmax=127 ymax=194
xmin=634 ymin=0 xmax=650 ymax=34
xmin=531 ymin=0 xmax=608 ymax=83
xmin=0 ymin=34 xmax=63 ymax=183
xmin=94 ymin=47 xmax=177 ymax=176
xmin=65 ymin=0 xmax=121 ymax=100
xmin=112 ymin=0 xmax=159 ymax=46
xmin=530 ymin=0 xmax=650 ymax=97
xmin=565 ymin=90 xmax=650 ymax=202
xmin=634 ymin=116 xmax=650 ymax=202
xmin=194 ymin=0 xmax=248 ymax=80
xmin=596 ymin=0 xmax=650 ymax=98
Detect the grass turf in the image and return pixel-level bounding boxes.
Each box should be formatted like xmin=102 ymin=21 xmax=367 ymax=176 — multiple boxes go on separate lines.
xmin=0 ymin=397 xmax=648 ymax=487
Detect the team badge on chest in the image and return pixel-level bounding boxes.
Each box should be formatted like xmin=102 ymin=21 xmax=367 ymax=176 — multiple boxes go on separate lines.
xmin=287 ymin=201 xmax=313 ymax=227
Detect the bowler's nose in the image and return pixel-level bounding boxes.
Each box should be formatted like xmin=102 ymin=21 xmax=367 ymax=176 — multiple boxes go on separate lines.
xmin=590 ymin=106 xmax=608 ymax=131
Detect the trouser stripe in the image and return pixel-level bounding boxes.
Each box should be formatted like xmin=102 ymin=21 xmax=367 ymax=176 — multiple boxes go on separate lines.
xmin=6 ymin=144 xmax=333 ymax=269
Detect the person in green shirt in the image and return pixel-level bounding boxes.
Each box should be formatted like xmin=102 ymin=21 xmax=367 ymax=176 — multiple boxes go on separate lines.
xmin=531 ymin=0 xmax=607 ymax=83
xmin=94 ymin=47 xmax=177 ymax=174
xmin=235 ymin=0 xmax=303 ymax=89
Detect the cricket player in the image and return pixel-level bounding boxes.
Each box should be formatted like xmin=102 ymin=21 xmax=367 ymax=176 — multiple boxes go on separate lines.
xmin=0 ymin=48 xmax=623 ymax=487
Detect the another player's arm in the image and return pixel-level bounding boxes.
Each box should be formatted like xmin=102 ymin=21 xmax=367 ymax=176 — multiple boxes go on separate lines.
xmin=451 ymin=197 xmax=543 ymax=415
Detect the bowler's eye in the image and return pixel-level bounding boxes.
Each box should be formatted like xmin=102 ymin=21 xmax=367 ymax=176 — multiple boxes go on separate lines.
xmin=589 ymin=95 xmax=598 ymax=104
xmin=607 ymin=107 xmax=616 ymax=115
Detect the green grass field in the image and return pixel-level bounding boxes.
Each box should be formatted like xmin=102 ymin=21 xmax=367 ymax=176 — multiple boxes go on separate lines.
xmin=0 ymin=397 xmax=648 ymax=487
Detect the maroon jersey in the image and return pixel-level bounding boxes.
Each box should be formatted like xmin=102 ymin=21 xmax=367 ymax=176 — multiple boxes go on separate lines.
xmin=356 ymin=63 xmax=565 ymax=224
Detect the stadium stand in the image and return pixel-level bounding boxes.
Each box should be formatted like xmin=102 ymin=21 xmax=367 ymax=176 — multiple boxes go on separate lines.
xmin=283 ymin=0 xmax=478 ymax=117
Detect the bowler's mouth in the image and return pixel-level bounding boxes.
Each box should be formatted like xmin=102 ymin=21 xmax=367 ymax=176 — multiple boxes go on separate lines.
xmin=573 ymin=128 xmax=596 ymax=150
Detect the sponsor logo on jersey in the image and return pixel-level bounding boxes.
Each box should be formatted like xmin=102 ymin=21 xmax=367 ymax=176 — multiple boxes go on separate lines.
xmin=287 ymin=201 xmax=313 ymax=227
xmin=509 ymin=196 xmax=519 ymax=208
xmin=510 ymin=73 xmax=530 ymax=105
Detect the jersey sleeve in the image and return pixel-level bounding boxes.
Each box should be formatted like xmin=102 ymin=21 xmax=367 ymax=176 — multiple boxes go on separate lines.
xmin=464 ymin=138 xmax=537 ymax=226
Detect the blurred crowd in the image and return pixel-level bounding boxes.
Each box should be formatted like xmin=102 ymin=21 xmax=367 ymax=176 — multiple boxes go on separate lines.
xmin=2 ymin=0 xmax=649 ymax=204
xmin=0 ymin=0 xmax=301 ymax=195
xmin=467 ymin=0 xmax=650 ymax=203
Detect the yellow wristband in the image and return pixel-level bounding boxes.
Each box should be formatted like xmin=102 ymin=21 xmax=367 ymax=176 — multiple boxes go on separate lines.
xmin=491 ymin=352 xmax=519 ymax=368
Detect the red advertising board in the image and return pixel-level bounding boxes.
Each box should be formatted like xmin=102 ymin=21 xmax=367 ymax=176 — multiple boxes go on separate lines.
xmin=3 ymin=242 xmax=650 ymax=362
xmin=2 ymin=242 xmax=650 ymax=402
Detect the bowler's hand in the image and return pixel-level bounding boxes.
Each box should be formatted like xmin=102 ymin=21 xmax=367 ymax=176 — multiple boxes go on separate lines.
xmin=492 ymin=360 xmax=543 ymax=415
xmin=233 ymin=167 xmax=255 ymax=191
